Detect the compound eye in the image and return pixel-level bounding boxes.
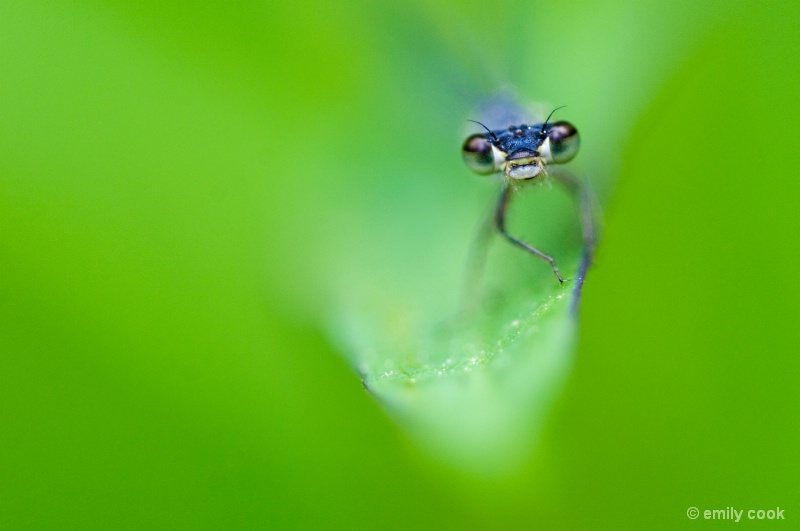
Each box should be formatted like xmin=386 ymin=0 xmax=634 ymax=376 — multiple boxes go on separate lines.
xmin=547 ymin=121 xmax=580 ymax=163
xmin=462 ymin=134 xmax=496 ymax=174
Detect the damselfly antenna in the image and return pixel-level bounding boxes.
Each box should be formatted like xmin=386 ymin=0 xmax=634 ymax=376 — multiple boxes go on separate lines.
xmin=467 ymin=120 xmax=498 ymax=142
xmin=540 ymin=105 xmax=567 ymax=134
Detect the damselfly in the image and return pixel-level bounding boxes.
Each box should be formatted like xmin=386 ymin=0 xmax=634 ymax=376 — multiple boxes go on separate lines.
xmin=462 ymin=106 xmax=595 ymax=285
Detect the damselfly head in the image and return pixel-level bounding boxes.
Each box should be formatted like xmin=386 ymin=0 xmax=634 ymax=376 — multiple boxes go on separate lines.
xmin=462 ymin=113 xmax=580 ymax=181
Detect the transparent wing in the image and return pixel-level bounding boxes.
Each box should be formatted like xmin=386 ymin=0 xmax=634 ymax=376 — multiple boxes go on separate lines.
xmin=463 ymin=87 xmax=553 ymax=137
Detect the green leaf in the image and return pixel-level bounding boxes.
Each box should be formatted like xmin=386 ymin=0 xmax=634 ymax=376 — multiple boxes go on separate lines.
xmin=330 ymin=177 xmax=591 ymax=475
xmin=317 ymin=0 xmax=728 ymax=478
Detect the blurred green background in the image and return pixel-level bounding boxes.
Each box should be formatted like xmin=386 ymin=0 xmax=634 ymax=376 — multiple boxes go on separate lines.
xmin=2 ymin=1 xmax=799 ymax=528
